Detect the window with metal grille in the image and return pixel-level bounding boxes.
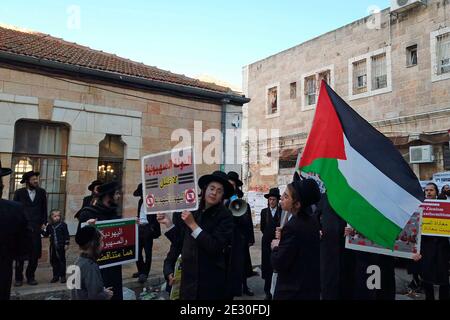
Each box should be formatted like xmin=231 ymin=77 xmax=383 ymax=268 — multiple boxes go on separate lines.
xmin=304 ymin=76 xmax=316 ymax=106
xmin=353 ymin=59 xmax=367 ymax=94
xmin=406 ymin=45 xmax=418 ymax=67
xmin=10 ymin=120 xmax=69 ymax=218
xmin=437 ymin=33 xmax=450 ymax=75
xmin=371 ymin=54 xmax=387 ymax=90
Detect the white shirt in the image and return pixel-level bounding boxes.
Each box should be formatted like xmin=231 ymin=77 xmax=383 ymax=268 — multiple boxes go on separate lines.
xmin=139 ymin=204 xmax=149 ymax=225
xmin=27 ymin=189 xmax=36 ymax=202
xmin=270 ymin=207 xmax=277 ymax=218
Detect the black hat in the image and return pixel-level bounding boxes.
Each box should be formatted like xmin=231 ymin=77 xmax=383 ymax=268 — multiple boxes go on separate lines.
xmin=133 ymin=183 xmax=143 ymax=198
xmin=227 ymin=171 xmax=243 ymax=187
xmin=20 ymin=171 xmax=40 ymax=184
xmin=97 ymin=181 xmax=120 ymax=197
xmin=198 ymin=171 xmax=234 ymax=199
xmin=264 ymin=187 xmax=281 ymax=199
xmin=88 ymin=180 xmax=103 ymax=192
xmin=75 ymin=225 xmax=100 ymax=247
xmin=291 ymin=172 xmax=321 ymax=208
xmin=0 ymin=161 xmax=12 ymax=177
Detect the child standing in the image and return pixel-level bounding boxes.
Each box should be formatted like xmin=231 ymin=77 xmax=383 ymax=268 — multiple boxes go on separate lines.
xmin=42 ymin=209 xmax=70 ymax=283
xmin=72 ymin=225 xmax=113 ymax=300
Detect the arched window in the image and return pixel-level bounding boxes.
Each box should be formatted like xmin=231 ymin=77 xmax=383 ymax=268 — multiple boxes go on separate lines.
xmin=98 ymin=135 xmax=125 ymax=211
xmin=10 ymin=120 xmax=69 ymax=217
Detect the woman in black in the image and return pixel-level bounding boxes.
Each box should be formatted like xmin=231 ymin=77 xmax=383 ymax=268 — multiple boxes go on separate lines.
xmin=414 ymin=182 xmax=450 ymax=300
xmin=271 ymin=173 xmax=321 ymax=300
xmin=162 ymin=171 xmax=234 ymax=300
xmin=77 ymin=181 xmax=123 ymax=300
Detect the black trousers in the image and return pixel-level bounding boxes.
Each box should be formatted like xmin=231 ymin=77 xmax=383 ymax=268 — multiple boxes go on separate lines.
xmin=50 ymin=246 xmax=66 ymax=278
xmin=264 ymin=273 xmax=273 ymax=295
xmin=136 ymin=236 xmax=153 ymax=276
xmin=0 ymin=258 xmax=13 ymax=300
xmin=101 ymin=266 xmax=123 ymax=300
xmin=15 ymin=231 xmax=41 ymax=281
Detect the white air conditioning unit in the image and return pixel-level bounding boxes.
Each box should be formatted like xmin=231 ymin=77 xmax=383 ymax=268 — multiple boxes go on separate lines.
xmin=409 ymin=145 xmax=434 ymax=164
xmin=391 ymin=0 xmax=427 ymax=13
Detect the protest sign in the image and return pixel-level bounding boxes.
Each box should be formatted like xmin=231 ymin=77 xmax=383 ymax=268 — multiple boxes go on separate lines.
xmin=142 ymin=147 xmax=198 ymax=214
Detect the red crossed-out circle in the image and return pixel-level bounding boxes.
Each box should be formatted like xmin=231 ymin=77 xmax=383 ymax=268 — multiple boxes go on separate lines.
xmin=146 ymin=194 xmax=155 ymax=208
xmin=185 ymin=189 xmax=196 ymax=204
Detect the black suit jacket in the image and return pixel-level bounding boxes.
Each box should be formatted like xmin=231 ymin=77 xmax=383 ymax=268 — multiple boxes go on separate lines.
xmin=0 ymin=199 xmax=32 ymax=260
xmin=271 ymin=213 xmax=321 ymax=300
xmin=13 ymin=187 xmax=47 ymax=228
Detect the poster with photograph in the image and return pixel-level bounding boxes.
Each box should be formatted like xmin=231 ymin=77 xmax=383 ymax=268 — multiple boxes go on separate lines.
xmin=345 ymin=211 xmax=422 ymax=259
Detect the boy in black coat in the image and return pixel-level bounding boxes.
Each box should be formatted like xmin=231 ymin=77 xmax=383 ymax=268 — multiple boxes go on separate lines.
xmin=42 ymin=209 xmax=70 ymax=283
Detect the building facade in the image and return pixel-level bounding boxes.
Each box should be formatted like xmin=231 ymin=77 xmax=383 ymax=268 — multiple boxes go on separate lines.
xmin=0 ymin=25 xmax=248 ymax=233
xmin=243 ymin=0 xmax=450 ymax=192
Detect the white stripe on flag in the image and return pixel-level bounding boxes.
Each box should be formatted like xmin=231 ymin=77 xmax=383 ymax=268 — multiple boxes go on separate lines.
xmin=338 ymin=136 xmax=422 ymax=228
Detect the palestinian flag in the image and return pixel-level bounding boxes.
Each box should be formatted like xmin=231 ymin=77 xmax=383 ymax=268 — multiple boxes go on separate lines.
xmin=299 ymin=81 xmax=424 ymax=248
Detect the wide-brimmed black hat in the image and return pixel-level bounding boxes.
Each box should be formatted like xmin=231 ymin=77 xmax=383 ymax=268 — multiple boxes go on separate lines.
xmin=227 ymin=171 xmax=243 ymax=187
xmin=198 ymin=171 xmax=234 ymax=199
xmin=0 ymin=161 xmax=12 ymax=177
xmin=133 ymin=183 xmax=143 ymax=198
xmin=291 ymin=172 xmax=321 ymax=208
xmin=264 ymin=187 xmax=281 ymax=199
xmin=97 ymin=181 xmax=120 ymax=197
xmin=20 ymin=171 xmax=40 ymax=184
xmin=88 ymin=180 xmax=103 ymax=192
xmin=75 ymin=225 xmax=101 ymax=247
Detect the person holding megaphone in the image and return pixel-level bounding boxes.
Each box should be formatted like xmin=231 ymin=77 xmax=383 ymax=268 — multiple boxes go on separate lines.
xmin=225 ymin=172 xmax=255 ymax=298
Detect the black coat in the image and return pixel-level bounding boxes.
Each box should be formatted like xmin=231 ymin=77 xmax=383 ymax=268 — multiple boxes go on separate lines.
xmin=260 ymin=206 xmax=282 ymax=280
xmin=163 ymin=203 xmax=234 ymax=300
xmin=42 ymin=222 xmax=70 ymax=249
xmin=13 ymin=187 xmax=47 ymax=228
xmin=136 ymin=199 xmax=161 ymax=240
xmin=0 ymin=199 xmax=32 ymax=300
xmin=0 ymin=199 xmax=32 ymax=261
xmin=420 ymin=235 xmax=450 ymax=286
xmin=317 ymin=194 xmax=347 ymax=300
xmin=227 ymin=207 xmax=254 ymax=297
xmin=77 ymin=203 xmax=123 ymax=300
xmin=271 ymin=213 xmax=320 ymax=300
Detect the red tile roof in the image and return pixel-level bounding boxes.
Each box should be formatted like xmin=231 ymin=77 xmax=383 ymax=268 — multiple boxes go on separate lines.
xmin=0 ymin=25 xmax=234 ymax=94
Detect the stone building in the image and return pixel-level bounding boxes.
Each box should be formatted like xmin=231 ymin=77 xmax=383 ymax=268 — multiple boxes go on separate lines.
xmin=243 ymin=0 xmax=450 ymax=192
xmin=0 ymin=25 xmax=248 ymax=233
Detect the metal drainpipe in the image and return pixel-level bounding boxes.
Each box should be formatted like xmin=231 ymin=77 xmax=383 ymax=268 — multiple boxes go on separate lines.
xmin=220 ymin=99 xmax=230 ymax=172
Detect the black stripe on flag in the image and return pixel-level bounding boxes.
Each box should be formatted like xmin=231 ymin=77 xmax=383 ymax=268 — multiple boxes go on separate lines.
xmin=324 ymin=83 xmax=424 ymax=201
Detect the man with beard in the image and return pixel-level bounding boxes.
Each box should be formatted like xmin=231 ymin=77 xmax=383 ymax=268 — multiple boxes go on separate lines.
xmin=0 ymin=162 xmax=31 ymax=299
xmin=13 ymin=171 xmax=47 ymax=286
xmin=77 ymin=181 xmax=123 ymax=300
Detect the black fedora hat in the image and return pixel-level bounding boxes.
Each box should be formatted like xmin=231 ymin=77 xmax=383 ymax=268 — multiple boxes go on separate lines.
xmin=0 ymin=161 xmax=12 ymax=177
xmin=133 ymin=183 xmax=143 ymax=198
xmin=97 ymin=181 xmax=120 ymax=197
xmin=88 ymin=180 xmax=103 ymax=192
xmin=227 ymin=171 xmax=243 ymax=187
xmin=291 ymin=172 xmax=321 ymax=208
xmin=198 ymin=171 xmax=234 ymax=199
xmin=264 ymin=187 xmax=281 ymax=199
xmin=20 ymin=171 xmax=40 ymax=184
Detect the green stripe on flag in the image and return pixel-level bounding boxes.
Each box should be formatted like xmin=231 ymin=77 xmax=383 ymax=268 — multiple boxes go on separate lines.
xmin=302 ymin=158 xmax=401 ymax=249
